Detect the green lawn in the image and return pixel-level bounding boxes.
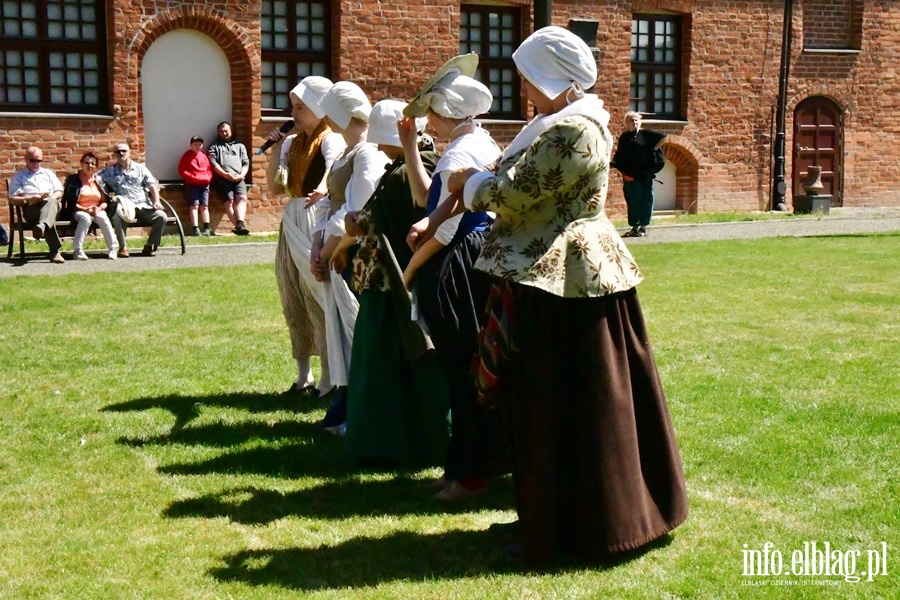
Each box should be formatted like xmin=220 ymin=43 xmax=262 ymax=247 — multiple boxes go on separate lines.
xmin=0 ymin=235 xmax=896 ymax=598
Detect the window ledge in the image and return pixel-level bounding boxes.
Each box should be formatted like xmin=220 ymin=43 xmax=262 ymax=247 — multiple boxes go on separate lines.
xmin=477 ymin=118 xmax=529 ymax=126
xmin=802 ymin=48 xmax=861 ymax=55
xmin=0 ymin=111 xmax=113 ymax=119
xmin=641 ymin=119 xmax=689 ymax=126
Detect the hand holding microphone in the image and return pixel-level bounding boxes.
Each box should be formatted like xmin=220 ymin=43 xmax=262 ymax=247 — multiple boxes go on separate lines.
xmin=256 ymin=120 xmax=295 ymax=155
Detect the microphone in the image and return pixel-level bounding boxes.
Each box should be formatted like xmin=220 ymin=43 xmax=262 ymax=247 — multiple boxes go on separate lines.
xmin=256 ymin=120 xmax=295 ymax=155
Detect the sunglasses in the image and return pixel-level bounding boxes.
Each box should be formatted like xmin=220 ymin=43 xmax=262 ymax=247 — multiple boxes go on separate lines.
xmin=115 ymin=149 xmax=129 ymax=154
xmin=82 ymin=161 xmax=97 ymax=166
xmin=28 ymin=158 xmax=43 ymax=163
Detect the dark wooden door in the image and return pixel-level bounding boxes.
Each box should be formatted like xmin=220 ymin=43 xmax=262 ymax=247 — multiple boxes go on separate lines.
xmin=793 ymin=97 xmax=843 ymax=206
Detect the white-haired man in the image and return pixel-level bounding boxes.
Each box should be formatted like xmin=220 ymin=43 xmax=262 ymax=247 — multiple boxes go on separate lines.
xmin=9 ymin=146 xmax=65 ymax=263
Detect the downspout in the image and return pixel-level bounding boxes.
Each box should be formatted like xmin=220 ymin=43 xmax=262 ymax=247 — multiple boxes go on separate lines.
xmin=771 ymin=0 xmax=794 ymax=211
xmin=534 ymin=0 xmax=552 ymax=30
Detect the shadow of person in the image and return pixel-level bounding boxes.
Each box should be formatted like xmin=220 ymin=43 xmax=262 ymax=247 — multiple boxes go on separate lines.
xmin=210 ymin=529 xmax=522 ymax=590
xmin=116 ymin=419 xmax=326 ymax=449
xmin=164 ymin=476 xmax=516 ymax=524
xmin=209 ymin=528 xmax=666 ymax=590
xmin=157 ymin=438 xmax=355 ymax=479
xmin=102 ymin=391 xmax=326 ymax=431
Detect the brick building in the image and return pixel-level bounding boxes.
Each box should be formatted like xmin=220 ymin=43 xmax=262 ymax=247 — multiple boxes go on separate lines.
xmin=2 ymin=1 xmax=898 ymax=233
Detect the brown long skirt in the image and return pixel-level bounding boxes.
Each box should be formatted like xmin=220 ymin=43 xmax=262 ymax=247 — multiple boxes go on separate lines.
xmin=500 ymin=284 xmax=688 ymax=565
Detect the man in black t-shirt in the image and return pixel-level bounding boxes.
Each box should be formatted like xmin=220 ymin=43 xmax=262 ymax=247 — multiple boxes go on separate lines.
xmin=611 ymin=111 xmax=666 ymax=237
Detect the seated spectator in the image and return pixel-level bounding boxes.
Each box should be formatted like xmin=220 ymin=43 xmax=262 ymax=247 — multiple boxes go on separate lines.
xmin=208 ymin=122 xmax=250 ymax=236
xmin=178 ymin=135 xmax=213 ymax=237
xmin=98 ymin=142 xmax=167 ymax=258
xmin=63 ymin=151 xmax=119 ymax=260
xmin=9 ymin=146 xmax=65 ymax=263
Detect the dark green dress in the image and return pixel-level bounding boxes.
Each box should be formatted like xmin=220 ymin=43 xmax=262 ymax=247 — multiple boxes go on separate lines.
xmin=345 ymin=152 xmax=451 ymax=467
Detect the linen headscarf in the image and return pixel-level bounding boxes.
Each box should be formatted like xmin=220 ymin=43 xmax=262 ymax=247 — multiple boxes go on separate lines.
xmin=289 ymin=76 xmax=333 ymax=119
xmin=513 ymin=26 xmax=597 ymax=100
xmin=320 ymin=81 xmax=372 ymax=130
xmin=417 ymin=73 xmax=493 ymax=119
xmin=367 ymin=100 xmax=427 ymax=147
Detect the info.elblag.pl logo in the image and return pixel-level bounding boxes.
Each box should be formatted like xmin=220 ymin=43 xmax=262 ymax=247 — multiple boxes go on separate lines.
xmin=741 ymin=541 xmax=888 ymax=586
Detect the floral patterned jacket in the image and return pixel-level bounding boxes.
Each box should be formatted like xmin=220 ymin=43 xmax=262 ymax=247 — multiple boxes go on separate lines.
xmin=469 ymin=114 xmax=643 ymax=298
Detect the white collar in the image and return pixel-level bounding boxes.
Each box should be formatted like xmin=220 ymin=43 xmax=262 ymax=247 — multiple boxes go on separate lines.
xmin=502 ymin=95 xmax=609 ymax=160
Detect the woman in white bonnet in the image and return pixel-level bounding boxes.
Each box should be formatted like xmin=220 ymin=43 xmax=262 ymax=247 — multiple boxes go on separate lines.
xmin=312 ymin=81 xmax=389 ymax=433
xmin=266 ymin=76 xmax=346 ymax=399
xmin=334 ymin=100 xmax=451 ymax=467
xmin=418 ymin=26 xmax=688 ymax=564
xmin=399 ymin=54 xmax=509 ymax=501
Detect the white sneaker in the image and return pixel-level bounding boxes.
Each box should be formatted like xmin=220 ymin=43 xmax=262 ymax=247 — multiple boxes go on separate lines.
xmin=108 ymin=250 xmax=118 ymax=260
xmin=74 ymin=250 xmax=89 ymax=261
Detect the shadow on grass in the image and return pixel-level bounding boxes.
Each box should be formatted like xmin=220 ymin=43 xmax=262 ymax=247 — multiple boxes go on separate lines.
xmin=158 ymin=439 xmax=357 ymax=479
xmin=165 ymin=477 xmax=516 ymax=523
xmin=210 ymin=529 xmax=672 ymax=590
xmin=117 ymin=420 xmax=326 ymax=448
xmin=102 ymin=391 xmax=326 ymax=432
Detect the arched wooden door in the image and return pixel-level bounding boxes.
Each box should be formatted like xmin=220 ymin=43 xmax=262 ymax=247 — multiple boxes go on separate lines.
xmin=793 ymin=97 xmax=843 ymax=206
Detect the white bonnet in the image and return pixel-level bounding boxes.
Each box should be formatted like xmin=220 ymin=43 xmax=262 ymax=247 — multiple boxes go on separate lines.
xmin=513 ymin=26 xmax=597 ymax=100
xmin=367 ymin=100 xmax=427 ymax=147
xmin=404 ymin=54 xmax=492 ymax=119
xmin=319 ymin=81 xmax=372 ymax=130
xmin=419 ymin=74 xmax=493 ymax=119
xmin=289 ymin=76 xmax=333 ymax=119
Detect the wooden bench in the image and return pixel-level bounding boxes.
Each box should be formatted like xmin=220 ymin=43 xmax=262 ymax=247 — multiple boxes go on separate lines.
xmin=5 ymin=180 xmax=186 ymax=260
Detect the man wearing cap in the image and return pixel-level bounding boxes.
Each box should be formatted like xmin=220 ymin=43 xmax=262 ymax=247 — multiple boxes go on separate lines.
xmin=99 ymin=141 xmax=166 ymax=258
xmin=9 ymin=146 xmax=66 ymax=263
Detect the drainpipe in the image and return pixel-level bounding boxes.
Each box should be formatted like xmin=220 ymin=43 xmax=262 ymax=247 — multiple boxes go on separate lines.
xmin=534 ymin=0 xmax=552 ymax=30
xmin=771 ymin=0 xmax=794 ymax=211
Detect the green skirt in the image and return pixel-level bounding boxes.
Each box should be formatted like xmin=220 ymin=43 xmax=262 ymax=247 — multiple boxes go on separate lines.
xmin=346 ymin=290 xmax=451 ymax=466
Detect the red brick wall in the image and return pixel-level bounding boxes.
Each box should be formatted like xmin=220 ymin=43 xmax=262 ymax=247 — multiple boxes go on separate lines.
xmin=3 ymin=1 xmax=899 ymax=234
xmin=803 ymin=0 xmax=861 ymax=49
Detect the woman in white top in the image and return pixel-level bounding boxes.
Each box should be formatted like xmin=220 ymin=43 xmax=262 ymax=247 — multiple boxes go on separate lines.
xmin=313 ymin=81 xmax=389 ymax=432
xmin=398 ymin=55 xmax=508 ymax=501
xmin=266 ymin=76 xmax=346 ymax=397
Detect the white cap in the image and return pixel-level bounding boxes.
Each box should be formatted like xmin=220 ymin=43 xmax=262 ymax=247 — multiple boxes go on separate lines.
xmin=289 ymin=76 xmax=333 ymax=119
xmin=513 ymin=26 xmax=597 ymax=100
xmin=320 ymin=81 xmax=372 ymax=130
xmin=404 ymin=54 xmax=492 ymax=119
xmin=419 ymin=74 xmax=493 ymax=119
xmin=368 ymin=100 xmax=427 ymax=146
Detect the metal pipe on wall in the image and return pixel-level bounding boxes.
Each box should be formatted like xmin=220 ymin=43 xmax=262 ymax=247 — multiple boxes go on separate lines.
xmin=534 ymin=0 xmax=552 ymax=31
xmin=771 ymin=0 xmax=794 ymax=211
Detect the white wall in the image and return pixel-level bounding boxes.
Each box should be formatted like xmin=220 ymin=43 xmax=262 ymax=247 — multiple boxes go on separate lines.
xmin=141 ymin=30 xmax=231 ymax=181
xmin=653 ymin=159 xmax=676 ymax=211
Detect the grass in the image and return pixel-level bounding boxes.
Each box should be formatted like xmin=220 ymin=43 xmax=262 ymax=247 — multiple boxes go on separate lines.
xmin=0 ymin=234 xmax=897 ymax=598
